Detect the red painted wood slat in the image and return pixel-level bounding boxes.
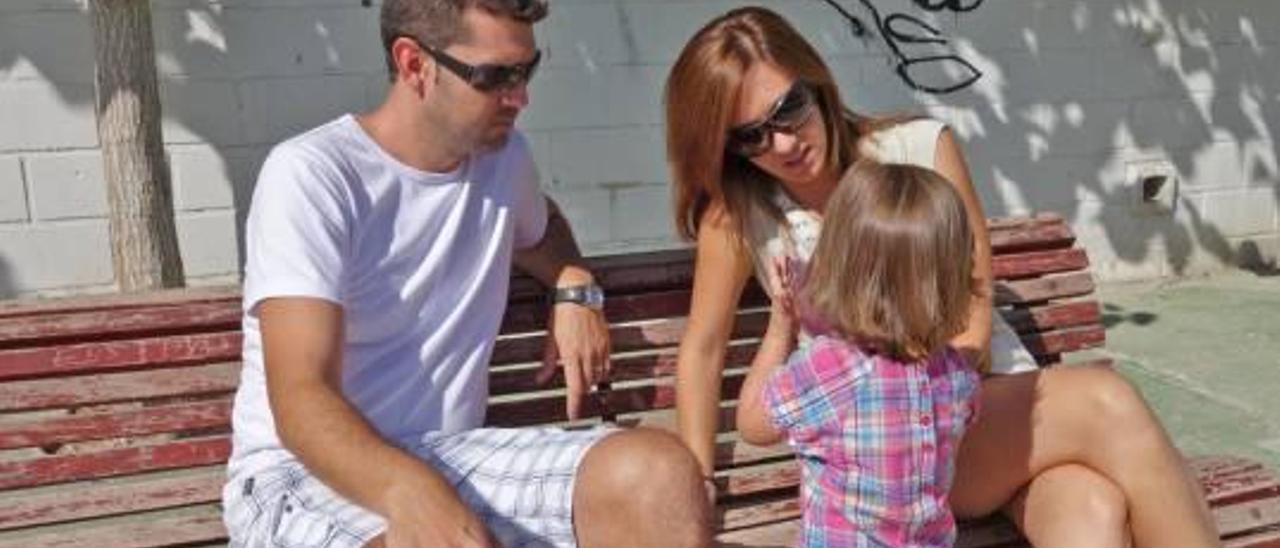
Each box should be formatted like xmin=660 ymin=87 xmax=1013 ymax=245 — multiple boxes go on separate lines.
xmin=0 ymin=468 xmax=223 ymax=531
xmin=991 ymin=248 xmax=1089 ymax=280
xmin=0 ymin=437 xmax=230 ymax=490
xmin=0 ymin=302 xmax=240 ymax=348
xmin=0 ymin=361 xmax=240 ymax=413
xmin=6 ymin=508 xmax=227 ymax=548
xmin=0 ymin=332 xmax=242 ymax=382
xmin=0 ymin=400 xmax=232 ymax=450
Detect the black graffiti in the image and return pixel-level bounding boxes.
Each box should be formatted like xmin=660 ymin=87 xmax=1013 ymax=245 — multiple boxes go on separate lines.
xmin=819 ymin=0 xmax=982 ymax=94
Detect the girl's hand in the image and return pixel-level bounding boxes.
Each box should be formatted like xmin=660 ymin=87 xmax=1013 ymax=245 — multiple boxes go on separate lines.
xmin=768 ymin=256 xmax=796 ymax=320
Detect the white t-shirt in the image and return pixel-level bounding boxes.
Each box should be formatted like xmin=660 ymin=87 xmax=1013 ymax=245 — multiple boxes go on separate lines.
xmin=228 ymin=115 xmax=549 ymax=478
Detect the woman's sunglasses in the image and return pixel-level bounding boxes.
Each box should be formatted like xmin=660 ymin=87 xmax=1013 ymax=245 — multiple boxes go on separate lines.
xmin=726 ymin=82 xmax=819 ymax=158
xmin=405 ymin=36 xmax=542 ymax=93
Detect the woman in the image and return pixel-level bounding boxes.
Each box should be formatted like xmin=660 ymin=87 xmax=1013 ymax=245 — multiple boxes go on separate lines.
xmin=664 ymin=7 xmax=1217 ymax=547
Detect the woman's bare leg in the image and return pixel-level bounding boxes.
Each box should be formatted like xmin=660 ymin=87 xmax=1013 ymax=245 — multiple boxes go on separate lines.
xmin=1005 ymin=464 xmax=1131 ymax=548
xmin=950 ymin=365 xmax=1217 ymax=547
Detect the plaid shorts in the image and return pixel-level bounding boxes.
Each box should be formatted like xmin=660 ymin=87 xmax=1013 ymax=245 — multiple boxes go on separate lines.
xmin=222 ymin=426 xmax=617 ymax=548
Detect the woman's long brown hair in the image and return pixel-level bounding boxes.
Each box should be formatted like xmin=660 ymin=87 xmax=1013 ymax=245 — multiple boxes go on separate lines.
xmin=665 ymin=6 xmax=887 ymax=244
xmin=803 ymin=161 xmax=975 ymax=361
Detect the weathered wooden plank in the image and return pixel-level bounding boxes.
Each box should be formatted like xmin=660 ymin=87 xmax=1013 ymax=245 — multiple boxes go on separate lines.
xmin=0 ymin=400 xmax=232 ymax=450
xmin=1000 ymin=301 xmax=1101 ymax=334
xmin=1019 ymin=325 xmax=1106 ymax=356
xmin=488 ymin=344 xmax=757 ymax=396
xmin=0 ymin=467 xmax=223 ymax=530
xmin=0 ymin=303 xmax=240 ymax=348
xmin=991 ymin=248 xmax=1089 ymax=280
xmin=0 ymin=361 xmax=240 ymax=413
xmin=718 ymin=496 xmax=801 ymax=532
xmin=995 ymin=271 xmax=1095 ymax=305
xmin=492 ymin=309 xmax=770 ymax=366
xmin=485 ymin=375 xmax=747 ymax=427
xmin=989 ymin=219 xmax=1073 ymax=254
xmin=0 ymin=286 xmax=238 ymax=320
xmin=500 ymin=284 xmax=768 ymax=334
xmin=0 ymin=507 xmax=227 ymax=548
xmin=0 ymin=437 xmax=230 ymax=490
xmin=0 ymin=332 xmax=242 ymax=382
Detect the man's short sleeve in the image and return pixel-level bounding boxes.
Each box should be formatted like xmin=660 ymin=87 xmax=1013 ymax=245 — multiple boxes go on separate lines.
xmin=242 ymin=144 xmax=351 ymax=315
xmin=509 ymin=133 xmax=548 ymax=250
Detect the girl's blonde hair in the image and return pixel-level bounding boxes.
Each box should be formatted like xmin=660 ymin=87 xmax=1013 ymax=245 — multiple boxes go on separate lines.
xmin=802 ymin=161 xmax=975 ymax=361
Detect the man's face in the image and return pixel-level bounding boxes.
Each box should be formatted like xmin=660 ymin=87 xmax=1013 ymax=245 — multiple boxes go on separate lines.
xmin=429 ymin=8 xmax=538 ymax=152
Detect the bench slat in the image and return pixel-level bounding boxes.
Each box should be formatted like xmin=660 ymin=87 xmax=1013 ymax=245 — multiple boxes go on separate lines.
xmin=0 ymin=362 xmax=239 ymax=414
xmin=491 ymin=310 xmax=769 ymax=366
xmin=0 ymin=506 xmax=226 ymax=548
xmin=0 ymin=400 xmax=232 ymax=451
xmin=995 ymin=271 xmax=1095 ymax=305
xmin=0 ymin=303 xmax=240 ymax=349
xmin=991 ymin=248 xmax=1089 ymax=280
xmin=1002 ymin=301 xmax=1101 ymax=334
xmin=0 ymin=437 xmax=230 ymax=491
xmin=0 ymin=333 xmax=242 ymax=382
xmin=0 ymin=467 xmax=222 ymax=531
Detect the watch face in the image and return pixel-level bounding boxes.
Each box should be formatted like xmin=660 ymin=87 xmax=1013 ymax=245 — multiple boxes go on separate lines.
xmin=585 ymin=286 xmax=605 ymax=307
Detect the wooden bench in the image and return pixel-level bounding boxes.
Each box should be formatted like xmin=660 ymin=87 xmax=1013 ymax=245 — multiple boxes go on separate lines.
xmin=1 ymin=213 xmax=1278 ymax=547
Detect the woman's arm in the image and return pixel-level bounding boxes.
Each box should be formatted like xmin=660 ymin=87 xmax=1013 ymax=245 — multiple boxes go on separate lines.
xmin=933 ymin=128 xmax=994 ymax=370
xmin=675 ymin=204 xmax=753 ymax=476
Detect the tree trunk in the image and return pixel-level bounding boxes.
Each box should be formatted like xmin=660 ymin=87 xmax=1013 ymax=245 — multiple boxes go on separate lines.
xmin=90 ymin=0 xmax=185 ymax=291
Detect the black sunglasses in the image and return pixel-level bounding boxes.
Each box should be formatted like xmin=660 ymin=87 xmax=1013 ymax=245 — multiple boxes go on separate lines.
xmin=726 ymin=82 xmax=819 ymax=158
xmin=405 ymin=36 xmax=542 ymax=93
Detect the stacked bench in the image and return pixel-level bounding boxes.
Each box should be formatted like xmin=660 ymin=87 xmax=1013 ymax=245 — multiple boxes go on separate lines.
xmin=1 ymin=214 xmax=1278 ymax=547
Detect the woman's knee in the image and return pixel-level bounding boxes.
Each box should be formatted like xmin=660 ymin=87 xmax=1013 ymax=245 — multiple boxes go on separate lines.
xmin=1066 ymin=365 xmax=1163 ymax=445
xmin=1016 ymin=465 xmax=1129 ymax=548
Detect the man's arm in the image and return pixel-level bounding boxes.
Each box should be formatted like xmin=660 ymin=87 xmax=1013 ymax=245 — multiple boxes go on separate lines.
xmin=260 ymin=298 xmax=494 ymax=547
xmin=513 ymin=196 xmax=611 ymax=419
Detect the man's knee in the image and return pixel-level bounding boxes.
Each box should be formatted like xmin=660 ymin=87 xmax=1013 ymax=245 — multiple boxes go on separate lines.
xmin=581 ymin=428 xmax=703 ymax=496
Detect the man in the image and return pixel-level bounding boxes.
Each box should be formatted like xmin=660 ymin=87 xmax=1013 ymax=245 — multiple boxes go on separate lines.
xmin=220 ymin=0 xmax=711 ymax=546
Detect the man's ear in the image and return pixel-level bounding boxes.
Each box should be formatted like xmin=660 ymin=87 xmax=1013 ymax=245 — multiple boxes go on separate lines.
xmin=390 ymin=36 xmax=430 ymax=86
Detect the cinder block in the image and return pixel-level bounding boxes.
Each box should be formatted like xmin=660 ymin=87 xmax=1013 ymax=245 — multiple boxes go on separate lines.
xmin=954 ymin=0 xmax=1039 ymax=53
xmin=540 ymin=3 xmax=628 ymax=69
xmin=0 ymin=1 xmax=85 ymax=13
xmin=0 ymin=157 xmax=28 ymax=223
xmin=1031 ymin=1 xmax=1129 ymax=49
xmin=1182 ymin=141 xmax=1246 ymax=191
xmin=0 ymin=10 xmax=94 ymax=84
xmin=610 ymin=183 xmax=677 ymax=243
xmin=0 ymin=81 xmax=97 ymax=152
xmin=1197 ymin=188 xmax=1277 ymax=237
xmin=170 ymin=145 xmax=238 ymax=211
xmin=0 ymin=221 xmax=114 ymax=295
xmin=151 ymin=6 xmax=234 ymax=78
xmin=24 ymin=151 xmax=109 ymax=221
xmin=176 ymin=210 xmax=242 ymax=277
xmin=223 ymin=6 xmax=381 ymax=79
xmin=545 ymin=187 xmax=612 ymax=247
xmin=1091 ymin=44 xmax=1184 ymax=100
xmin=619 ymin=1 xmax=744 ymax=64
xmin=1128 ymin=97 xmax=1219 ymax=152
xmin=238 ymin=75 xmax=369 ymax=145
xmin=547 ymin=126 xmax=666 ymax=188
xmin=159 ymin=78 xmax=244 ymax=145
xmin=524 ymin=65 xmax=664 ymax=130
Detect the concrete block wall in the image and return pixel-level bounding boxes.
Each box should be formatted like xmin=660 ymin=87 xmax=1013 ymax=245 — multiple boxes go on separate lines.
xmin=0 ymin=0 xmax=1277 ymax=297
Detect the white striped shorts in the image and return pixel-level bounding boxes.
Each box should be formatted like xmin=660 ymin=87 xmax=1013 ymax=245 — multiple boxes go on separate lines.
xmin=223 ymin=426 xmax=617 ymax=548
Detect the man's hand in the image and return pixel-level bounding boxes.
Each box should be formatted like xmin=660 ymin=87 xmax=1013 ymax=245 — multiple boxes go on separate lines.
xmin=535 ymin=302 xmax=611 ymax=419
xmin=381 ymin=475 xmax=497 ymax=548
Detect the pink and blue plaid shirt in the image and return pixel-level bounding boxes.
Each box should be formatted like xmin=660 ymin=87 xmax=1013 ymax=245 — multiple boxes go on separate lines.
xmin=764 ymin=335 xmax=981 ymax=547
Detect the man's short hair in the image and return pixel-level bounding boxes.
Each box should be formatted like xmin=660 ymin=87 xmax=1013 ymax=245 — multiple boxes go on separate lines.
xmin=381 ymin=0 xmax=548 ymax=79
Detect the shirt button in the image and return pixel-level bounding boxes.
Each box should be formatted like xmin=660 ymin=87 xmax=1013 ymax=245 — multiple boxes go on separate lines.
xmin=919 ymin=414 xmax=932 ymax=426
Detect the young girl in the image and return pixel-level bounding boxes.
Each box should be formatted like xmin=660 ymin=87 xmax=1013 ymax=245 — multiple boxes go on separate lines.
xmin=737 ymin=161 xmax=981 ymax=547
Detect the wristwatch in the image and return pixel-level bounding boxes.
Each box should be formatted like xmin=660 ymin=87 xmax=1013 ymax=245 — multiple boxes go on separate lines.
xmin=550 ymin=283 xmax=605 ymax=311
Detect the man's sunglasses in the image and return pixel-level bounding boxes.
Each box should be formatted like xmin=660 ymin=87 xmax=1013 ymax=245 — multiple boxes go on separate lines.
xmin=405 ymin=36 xmax=541 ymax=93
xmin=726 ymin=82 xmax=819 ymax=158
